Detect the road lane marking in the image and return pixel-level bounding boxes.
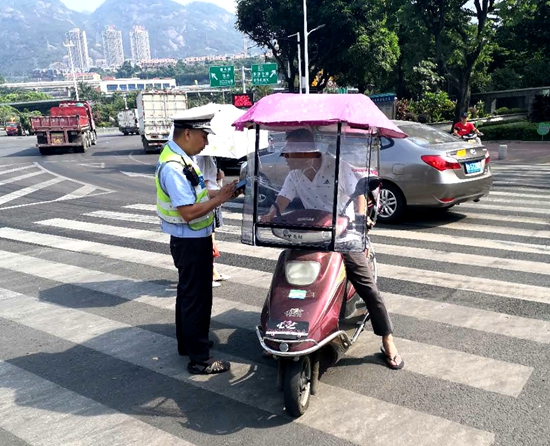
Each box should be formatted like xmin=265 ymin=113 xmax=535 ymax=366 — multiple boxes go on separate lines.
xmin=0 ymin=165 xmax=35 ymax=176
xmin=4 ymin=219 xmax=550 ymax=305
xmin=0 ymin=249 xmax=541 ymax=394
xmin=0 ymin=177 xmax=65 ymax=207
xmin=0 ymin=171 xmax=45 ymax=187
xmin=77 ymin=209 xmax=550 ymax=258
xmin=86 ymin=211 xmax=159 ymax=225
xmin=0 ymin=288 xmax=496 ymax=445
xmin=36 ymin=219 xmax=550 ymax=279
xmin=27 ymin=221 xmax=550 ymax=305
xmin=400 ymin=221 xmax=550 ymax=239
xmin=0 ymin=350 xmax=196 ymax=446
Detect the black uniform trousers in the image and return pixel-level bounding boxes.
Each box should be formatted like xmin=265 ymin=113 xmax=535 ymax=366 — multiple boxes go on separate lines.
xmin=342 ymin=251 xmax=393 ymax=336
xmin=170 ymin=235 xmax=213 ymax=364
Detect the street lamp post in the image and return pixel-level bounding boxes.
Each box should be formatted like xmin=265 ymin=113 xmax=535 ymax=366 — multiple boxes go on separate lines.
xmin=287 ymin=32 xmax=302 ymax=94
xmin=302 ymin=0 xmax=325 ymax=94
xmin=303 ymin=0 xmax=309 ymax=94
xmin=64 ymin=41 xmax=79 ymax=101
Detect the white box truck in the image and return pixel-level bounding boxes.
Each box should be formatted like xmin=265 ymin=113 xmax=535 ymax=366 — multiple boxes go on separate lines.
xmin=117 ymin=109 xmax=139 ymax=135
xmin=136 ymin=91 xmax=188 ymax=153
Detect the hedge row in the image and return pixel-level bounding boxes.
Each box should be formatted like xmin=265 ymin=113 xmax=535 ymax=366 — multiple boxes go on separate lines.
xmin=478 ymin=121 xmax=545 ymax=141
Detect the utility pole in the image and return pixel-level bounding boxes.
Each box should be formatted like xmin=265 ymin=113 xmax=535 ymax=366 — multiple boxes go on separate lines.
xmin=64 ymin=41 xmax=80 ymax=101
xmin=287 ymin=33 xmax=302 ymax=94
xmin=303 ymin=0 xmax=309 ymax=94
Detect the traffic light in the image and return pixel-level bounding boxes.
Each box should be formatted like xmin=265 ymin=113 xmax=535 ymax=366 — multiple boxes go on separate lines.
xmin=232 ymin=93 xmax=254 ymax=109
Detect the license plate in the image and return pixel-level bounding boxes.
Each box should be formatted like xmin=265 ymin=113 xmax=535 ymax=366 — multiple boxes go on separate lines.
xmin=266 ymin=320 xmax=309 ymax=339
xmin=51 ymin=133 xmax=64 ymax=144
xmin=464 ymin=160 xmax=482 ymax=174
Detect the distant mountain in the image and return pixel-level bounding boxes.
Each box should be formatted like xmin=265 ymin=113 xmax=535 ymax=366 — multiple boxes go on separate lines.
xmin=0 ymin=0 xmax=84 ymax=77
xmin=90 ymin=0 xmax=241 ymax=60
xmin=0 ymin=0 xmax=242 ymax=77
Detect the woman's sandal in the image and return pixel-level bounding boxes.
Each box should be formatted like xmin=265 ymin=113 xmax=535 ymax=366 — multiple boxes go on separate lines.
xmin=380 ymin=347 xmax=405 ymax=370
xmin=187 ymin=358 xmax=231 ymax=375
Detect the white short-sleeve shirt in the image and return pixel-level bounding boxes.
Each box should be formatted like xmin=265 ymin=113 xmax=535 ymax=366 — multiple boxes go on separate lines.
xmin=278 ymin=155 xmax=358 ymax=219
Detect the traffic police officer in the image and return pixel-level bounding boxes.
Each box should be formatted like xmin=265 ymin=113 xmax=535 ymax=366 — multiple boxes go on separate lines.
xmin=156 ymin=110 xmax=237 ymax=375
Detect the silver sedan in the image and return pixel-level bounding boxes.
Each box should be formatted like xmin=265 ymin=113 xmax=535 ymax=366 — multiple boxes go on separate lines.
xmin=240 ymin=122 xmax=493 ymax=223
xmin=377 ymin=121 xmax=492 ymax=222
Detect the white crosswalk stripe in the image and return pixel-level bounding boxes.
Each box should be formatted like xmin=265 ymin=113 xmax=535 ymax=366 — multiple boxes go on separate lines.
xmin=26 ymin=221 xmax=550 ymax=304
xmin=0 ymin=361 xmax=196 ymax=446
xmin=0 ymin=251 xmax=535 ymax=397
xmin=0 ymin=163 xmax=113 ymax=210
xmin=0 ymin=288 xmax=494 ymax=446
xmin=0 ymin=163 xmax=549 ymax=445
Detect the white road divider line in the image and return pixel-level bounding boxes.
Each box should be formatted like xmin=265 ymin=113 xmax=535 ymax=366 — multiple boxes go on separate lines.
xmin=0 ymin=364 xmax=196 ymax=446
xmin=452 ymin=202 xmax=550 ymax=215
xmin=374 ymin=228 xmax=550 ymax=256
xmin=0 ymin=177 xmax=65 ymax=207
xmin=488 ymin=191 xmax=550 ymax=201
xmin=0 ymin=165 xmax=35 ymax=176
xmin=124 ymin=204 xmax=156 ymax=211
xmin=0 ymin=250 xmax=535 ymax=396
xmin=447 ymin=211 xmax=549 ymax=226
xmin=0 ymin=287 xmax=496 ymax=445
xmin=58 ymin=184 xmax=100 ymax=200
xmin=1 ymin=246 xmax=549 ymax=348
xmin=403 ymin=221 xmax=550 ymax=239
xmin=86 ymin=211 xmax=160 ymax=225
xmin=35 ymin=219 xmax=550 ymax=278
xmin=477 ymin=197 xmax=550 ymax=209
xmin=0 ymin=171 xmax=45 ymax=187
xmin=27 ymin=221 xmax=550 ymax=305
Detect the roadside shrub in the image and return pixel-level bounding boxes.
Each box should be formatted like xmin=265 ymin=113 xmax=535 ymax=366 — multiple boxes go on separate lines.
xmin=409 ymin=91 xmax=456 ymax=123
xmin=480 ymin=118 xmax=527 ymax=128
xmin=468 ymin=101 xmax=488 ymax=119
xmin=529 ymin=94 xmax=550 ymax=122
xmin=395 ymin=98 xmax=419 ymax=122
xmin=495 ymin=107 xmax=527 ymax=115
xmin=479 ymin=121 xmax=542 ymax=141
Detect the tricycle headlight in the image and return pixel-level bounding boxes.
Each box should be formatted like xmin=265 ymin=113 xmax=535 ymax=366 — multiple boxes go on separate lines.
xmin=285 ymin=261 xmax=321 ymax=286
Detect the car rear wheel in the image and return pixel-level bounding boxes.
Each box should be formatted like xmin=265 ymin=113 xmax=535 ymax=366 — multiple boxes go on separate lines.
xmin=378 ymin=183 xmax=406 ymax=223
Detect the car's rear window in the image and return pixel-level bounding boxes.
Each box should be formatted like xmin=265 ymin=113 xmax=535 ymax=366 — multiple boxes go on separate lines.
xmin=396 ymin=122 xmax=458 ymax=145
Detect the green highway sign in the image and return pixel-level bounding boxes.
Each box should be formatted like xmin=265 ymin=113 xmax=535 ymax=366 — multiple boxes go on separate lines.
xmin=209 ymin=66 xmax=235 ymax=88
xmin=251 ymin=63 xmax=278 ymax=86
xmin=537 ymin=122 xmax=550 ymax=136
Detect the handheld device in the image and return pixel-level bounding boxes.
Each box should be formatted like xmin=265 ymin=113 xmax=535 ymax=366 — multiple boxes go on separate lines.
xmin=236 ymin=179 xmax=247 ymax=191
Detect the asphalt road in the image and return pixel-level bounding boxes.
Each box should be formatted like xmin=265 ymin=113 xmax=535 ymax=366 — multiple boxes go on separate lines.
xmin=0 ymin=133 xmax=549 ymax=446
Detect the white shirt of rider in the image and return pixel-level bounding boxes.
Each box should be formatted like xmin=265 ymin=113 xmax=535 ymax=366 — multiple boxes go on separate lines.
xmin=278 ymin=155 xmax=358 ymax=220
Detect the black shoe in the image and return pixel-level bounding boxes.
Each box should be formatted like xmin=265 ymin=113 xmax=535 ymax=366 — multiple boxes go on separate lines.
xmin=178 ymin=340 xmax=214 ymax=356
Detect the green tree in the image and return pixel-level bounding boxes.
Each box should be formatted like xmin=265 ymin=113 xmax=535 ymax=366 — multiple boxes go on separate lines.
xmin=0 ymin=88 xmax=52 ymax=103
xmin=411 ymin=0 xmax=500 ymax=123
xmin=490 ymin=0 xmax=550 ymax=90
xmin=116 ymin=61 xmax=138 ymax=79
xmin=236 ymin=0 xmax=400 ymax=93
xmin=76 ymin=82 xmax=102 ymax=102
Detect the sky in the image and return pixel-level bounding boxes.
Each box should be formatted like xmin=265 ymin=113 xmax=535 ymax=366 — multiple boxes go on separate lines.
xmin=59 ymin=0 xmax=236 ymax=14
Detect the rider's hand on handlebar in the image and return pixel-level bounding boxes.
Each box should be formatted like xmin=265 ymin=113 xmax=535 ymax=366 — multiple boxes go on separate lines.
xmin=259 ymin=211 xmax=276 ymax=223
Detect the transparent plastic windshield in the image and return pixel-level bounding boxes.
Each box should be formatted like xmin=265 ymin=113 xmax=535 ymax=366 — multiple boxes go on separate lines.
xmin=241 ymin=125 xmax=375 ymax=252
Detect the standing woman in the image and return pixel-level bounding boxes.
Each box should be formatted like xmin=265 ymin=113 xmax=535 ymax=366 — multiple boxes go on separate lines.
xmin=196 ymin=155 xmax=231 ymax=287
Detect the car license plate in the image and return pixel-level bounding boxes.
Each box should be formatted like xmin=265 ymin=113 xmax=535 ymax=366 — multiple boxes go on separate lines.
xmin=51 ymin=133 xmax=64 ymax=144
xmin=465 ymin=160 xmax=482 ymax=174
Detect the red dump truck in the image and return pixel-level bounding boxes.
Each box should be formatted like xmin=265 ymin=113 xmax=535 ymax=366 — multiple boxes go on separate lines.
xmin=31 ymin=101 xmax=97 ymax=155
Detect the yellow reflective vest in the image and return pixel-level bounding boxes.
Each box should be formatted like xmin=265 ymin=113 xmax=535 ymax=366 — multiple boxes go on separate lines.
xmin=155 ymin=145 xmax=214 ymax=230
